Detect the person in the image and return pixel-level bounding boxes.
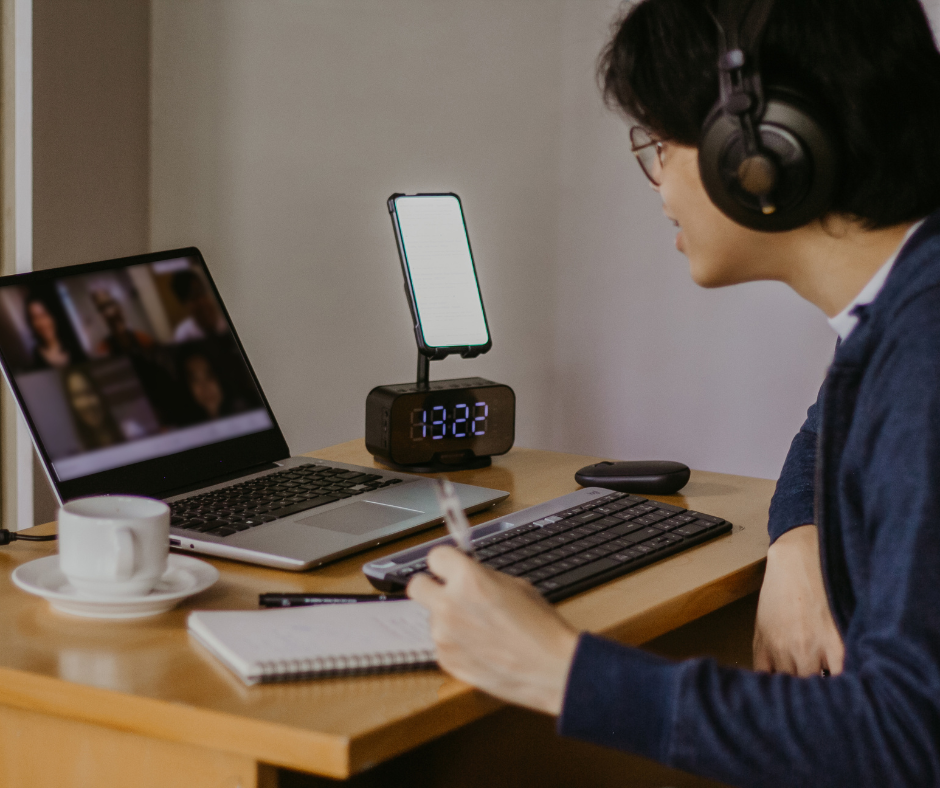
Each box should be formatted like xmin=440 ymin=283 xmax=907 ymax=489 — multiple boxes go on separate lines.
xmin=90 ymin=287 xmax=154 ymax=356
xmin=23 ymin=294 xmax=85 ymax=370
xmin=183 ymin=352 xmax=225 ymax=420
xmin=406 ymin=0 xmax=940 ymax=785
xmin=170 ymin=269 xmax=228 ymax=342
xmin=63 ymin=368 xmax=123 ymax=450
xmin=179 ymin=346 xmax=248 ymax=422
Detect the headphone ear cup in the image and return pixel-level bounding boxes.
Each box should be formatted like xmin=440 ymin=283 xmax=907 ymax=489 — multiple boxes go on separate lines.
xmin=698 ymin=88 xmax=838 ymax=232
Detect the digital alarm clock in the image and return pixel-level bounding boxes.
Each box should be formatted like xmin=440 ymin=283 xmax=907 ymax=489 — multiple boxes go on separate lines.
xmin=365 ymin=377 xmax=515 ymax=471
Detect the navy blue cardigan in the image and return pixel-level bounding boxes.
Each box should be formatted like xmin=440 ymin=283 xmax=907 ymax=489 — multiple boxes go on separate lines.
xmin=558 ymin=211 xmax=940 ymax=787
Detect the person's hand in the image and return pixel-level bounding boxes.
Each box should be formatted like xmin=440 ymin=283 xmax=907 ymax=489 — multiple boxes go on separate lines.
xmin=407 ymin=546 xmax=579 ymax=715
xmin=753 ymin=524 xmax=844 ymax=677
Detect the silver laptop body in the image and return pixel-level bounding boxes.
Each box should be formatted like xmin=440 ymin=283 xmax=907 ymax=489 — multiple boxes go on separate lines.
xmin=163 ymin=456 xmax=505 ymax=570
xmin=0 ymin=247 xmax=507 ymax=570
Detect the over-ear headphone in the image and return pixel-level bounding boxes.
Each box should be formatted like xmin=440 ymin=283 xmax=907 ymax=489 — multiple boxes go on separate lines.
xmin=698 ymin=0 xmax=839 ymax=232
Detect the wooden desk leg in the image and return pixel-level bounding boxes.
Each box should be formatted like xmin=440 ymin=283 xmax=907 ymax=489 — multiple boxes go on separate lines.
xmin=0 ymin=704 xmax=277 ymax=788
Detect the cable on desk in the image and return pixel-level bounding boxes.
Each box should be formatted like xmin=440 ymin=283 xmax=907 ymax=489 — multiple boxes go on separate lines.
xmin=0 ymin=529 xmax=56 ymax=545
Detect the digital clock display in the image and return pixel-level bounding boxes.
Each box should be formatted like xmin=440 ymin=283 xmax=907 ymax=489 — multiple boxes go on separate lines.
xmin=409 ymin=401 xmax=490 ymax=441
xmin=365 ymin=378 xmax=515 ymax=467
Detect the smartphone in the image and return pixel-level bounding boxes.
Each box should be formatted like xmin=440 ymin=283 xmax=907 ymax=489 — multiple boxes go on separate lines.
xmin=388 ymin=193 xmax=492 ymax=359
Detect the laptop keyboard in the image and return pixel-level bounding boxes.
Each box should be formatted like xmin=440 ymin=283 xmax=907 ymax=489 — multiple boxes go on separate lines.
xmin=169 ymin=465 xmax=404 ymax=538
xmin=363 ymin=490 xmax=731 ymax=602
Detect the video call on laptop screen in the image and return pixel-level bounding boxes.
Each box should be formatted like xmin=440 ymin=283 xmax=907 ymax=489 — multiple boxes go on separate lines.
xmin=0 ymin=255 xmax=273 ymax=483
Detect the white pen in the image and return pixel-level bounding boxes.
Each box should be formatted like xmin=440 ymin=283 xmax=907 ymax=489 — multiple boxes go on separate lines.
xmin=433 ymin=478 xmax=477 ymax=558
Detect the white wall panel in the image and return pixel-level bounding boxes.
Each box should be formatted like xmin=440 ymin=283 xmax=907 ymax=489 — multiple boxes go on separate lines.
xmin=152 ymin=0 xmax=875 ymax=482
xmin=151 ymin=0 xmax=564 ymax=458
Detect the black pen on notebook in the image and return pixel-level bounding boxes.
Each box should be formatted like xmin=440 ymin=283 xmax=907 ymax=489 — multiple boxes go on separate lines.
xmin=258 ymin=593 xmax=405 ymax=608
xmin=434 ymin=478 xmax=477 ymax=559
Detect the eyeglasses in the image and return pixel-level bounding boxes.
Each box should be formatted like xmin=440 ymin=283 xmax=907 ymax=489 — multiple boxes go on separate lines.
xmin=630 ymin=126 xmax=666 ymax=186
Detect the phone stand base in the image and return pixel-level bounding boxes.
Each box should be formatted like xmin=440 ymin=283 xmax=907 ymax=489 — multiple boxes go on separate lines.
xmin=374 ymin=455 xmax=493 ymax=474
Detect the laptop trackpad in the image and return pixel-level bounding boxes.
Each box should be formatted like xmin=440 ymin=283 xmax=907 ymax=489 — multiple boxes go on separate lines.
xmin=297 ymin=501 xmax=425 ymax=536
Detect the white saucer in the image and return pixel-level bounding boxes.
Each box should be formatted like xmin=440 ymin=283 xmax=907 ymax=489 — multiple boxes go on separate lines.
xmin=12 ymin=554 xmax=220 ymax=619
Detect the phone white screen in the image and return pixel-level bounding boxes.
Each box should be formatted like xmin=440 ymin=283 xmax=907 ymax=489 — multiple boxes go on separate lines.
xmin=394 ymin=195 xmax=489 ymax=348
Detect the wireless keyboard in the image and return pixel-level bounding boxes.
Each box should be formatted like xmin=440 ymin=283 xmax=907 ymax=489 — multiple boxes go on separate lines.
xmin=362 ymin=487 xmax=732 ymax=602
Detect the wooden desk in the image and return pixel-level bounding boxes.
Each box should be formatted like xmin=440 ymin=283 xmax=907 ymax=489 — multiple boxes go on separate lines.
xmin=0 ymin=441 xmax=773 ymax=788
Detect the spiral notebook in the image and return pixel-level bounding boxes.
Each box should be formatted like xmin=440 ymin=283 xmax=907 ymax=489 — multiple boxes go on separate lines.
xmin=188 ymin=600 xmax=437 ymax=685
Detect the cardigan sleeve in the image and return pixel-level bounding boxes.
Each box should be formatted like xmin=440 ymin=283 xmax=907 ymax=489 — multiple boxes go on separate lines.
xmin=766 ymin=388 xmax=821 ymax=543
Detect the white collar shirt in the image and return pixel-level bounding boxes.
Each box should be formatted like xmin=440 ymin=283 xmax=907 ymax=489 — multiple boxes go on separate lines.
xmin=828 ymin=220 xmax=926 ymax=341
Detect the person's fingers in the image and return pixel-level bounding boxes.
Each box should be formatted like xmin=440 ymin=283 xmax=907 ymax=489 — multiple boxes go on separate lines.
xmin=776 ymin=650 xmax=798 ymax=677
xmin=823 ymin=635 xmax=846 ymax=676
xmin=753 ymin=631 xmax=774 ymax=673
xmin=426 ymin=544 xmax=474 ymax=582
xmin=406 ymin=571 xmax=444 ymax=607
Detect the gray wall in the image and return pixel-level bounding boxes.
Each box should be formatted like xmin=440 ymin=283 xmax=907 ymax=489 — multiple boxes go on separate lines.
xmin=150 ymin=0 xmax=839 ymax=480
xmin=150 ymin=0 xmax=565 ymax=459
xmin=32 ymin=0 xmax=150 ymax=523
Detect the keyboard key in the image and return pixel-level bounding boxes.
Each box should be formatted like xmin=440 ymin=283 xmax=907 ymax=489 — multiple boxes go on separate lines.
xmin=694 ymin=518 xmax=724 ymax=529
xmin=653 ymin=502 xmax=687 ymax=514
xmin=486 ymin=555 xmax=518 ymax=569
xmin=621 ymin=527 xmax=663 ymax=544
xmin=687 ymin=511 xmax=724 ymax=524
xmin=525 ymin=568 xmax=558 ymax=582
xmin=631 ymin=513 xmax=668 ymax=526
xmin=674 ymin=523 xmax=706 ymax=537
xmin=611 ymin=548 xmax=643 ymax=562
xmin=267 ymin=496 xmax=339 ymax=519
xmin=604 ymin=522 xmax=646 ymax=538
xmin=612 ymin=509 xmax=642 ymax=521
xmin=545 ymin=558 xmax=619 ymax=589
xmin=569 ymin=512 xmax=605 ymax=525
xmin=656 ymin=517 xmax=689 ymax=531
xmin=593 ymin=516 xmax=624 ymax=529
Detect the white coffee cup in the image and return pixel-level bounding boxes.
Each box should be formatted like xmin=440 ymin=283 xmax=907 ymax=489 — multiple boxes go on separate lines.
xmin=58 ymin=495 xmax=170 ymax=598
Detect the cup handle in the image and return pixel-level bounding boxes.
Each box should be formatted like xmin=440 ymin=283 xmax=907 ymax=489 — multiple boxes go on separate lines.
xmin=111 ymin=527 xmax=136 ymax=580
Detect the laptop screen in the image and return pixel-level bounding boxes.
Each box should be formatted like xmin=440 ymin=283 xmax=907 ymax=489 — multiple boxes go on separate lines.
xmin=0 ymin=251 xmax=278 ymax=489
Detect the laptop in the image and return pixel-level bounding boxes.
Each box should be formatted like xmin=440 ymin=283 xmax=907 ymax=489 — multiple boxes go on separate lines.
xmin=0 ymin=247 xmax=507 ymax=570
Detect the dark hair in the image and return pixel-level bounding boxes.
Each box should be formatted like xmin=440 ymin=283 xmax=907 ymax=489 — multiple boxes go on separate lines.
xmin=24 ymin=289 xmax=87 ymax=364
xmin=171 ymin=269 xmax=202 ymax=303
xmin=598 ymin=0 xmax=940 ymax=227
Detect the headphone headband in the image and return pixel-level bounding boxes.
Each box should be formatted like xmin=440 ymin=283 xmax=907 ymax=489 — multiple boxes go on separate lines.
xmin=698 ymin=0 xmax=838 ymax=231
xmin=714 ymin=0 xmax=775 ymax=121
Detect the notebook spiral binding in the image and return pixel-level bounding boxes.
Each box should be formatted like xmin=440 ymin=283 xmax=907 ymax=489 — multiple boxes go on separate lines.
xmin=257 ymin=649 xmax=437 ymax=683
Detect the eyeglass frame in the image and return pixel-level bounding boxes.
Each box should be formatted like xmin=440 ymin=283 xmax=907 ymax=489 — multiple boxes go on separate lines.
xmin=630 ymin=126 xmax=667 ymax=186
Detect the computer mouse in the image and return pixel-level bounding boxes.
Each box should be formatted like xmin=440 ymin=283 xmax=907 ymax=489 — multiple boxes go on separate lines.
xmin=575 ymin=460 xmax=691 ymax=495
